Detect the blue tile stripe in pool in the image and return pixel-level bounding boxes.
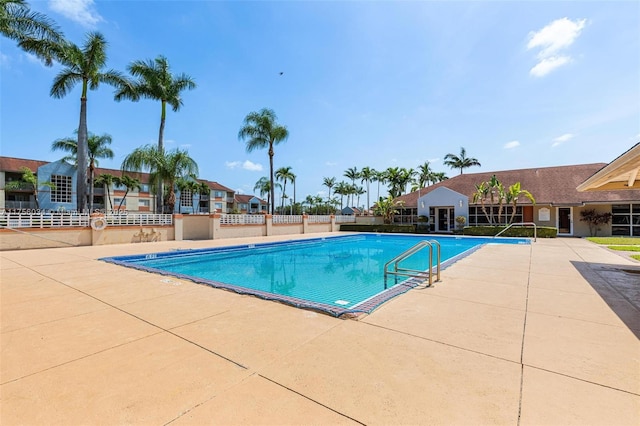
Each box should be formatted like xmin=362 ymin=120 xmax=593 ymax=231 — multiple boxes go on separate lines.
xmin=100 ymin=234 xmax=529 ymax=317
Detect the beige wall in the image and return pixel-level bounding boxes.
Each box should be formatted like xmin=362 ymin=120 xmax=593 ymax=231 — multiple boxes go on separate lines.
xmin=182 ymin=215 xmax=211 ymax=240
xmin=272 ymin=224 xmax=304 ymax=236
xmin=0 ymin=228 xmax=91 ymax=250
xmin=216 ymin=225 xmax=266 ymax=239
xmin=91 ymin=225 xmax=174 ymax=246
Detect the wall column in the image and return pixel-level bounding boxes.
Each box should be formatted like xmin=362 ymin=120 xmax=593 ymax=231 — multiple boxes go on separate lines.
xmin=211 ymin=213 xmax=220 ymax=239
xmin=265 ymin=214 xmax=272 ymax=236
xmin=302 ymin=214 xmax=309 ymax=234
xmin=331 ymin=214 xmax=338 ymax=232
xmin=173 ymin=214 xmax=184 ymax=241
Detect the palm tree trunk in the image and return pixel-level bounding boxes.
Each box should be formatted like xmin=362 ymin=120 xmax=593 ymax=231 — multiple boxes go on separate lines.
xmin=269 ymin=145 xmax=275 ymax=215
xmin=157 ymin=101 xmax=166 ymax=213
xmin=77 ymin=94 xmax=88 ymax=213
xmin=89 ymin=162 xmax=94 ymax=212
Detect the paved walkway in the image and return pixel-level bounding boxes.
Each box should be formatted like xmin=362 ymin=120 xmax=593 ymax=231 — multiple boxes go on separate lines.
xmin=1 ymin=235 xmax=638 ymax=425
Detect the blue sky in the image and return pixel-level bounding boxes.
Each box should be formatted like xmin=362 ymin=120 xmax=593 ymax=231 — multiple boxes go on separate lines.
xmin=1 ymin=0 xmax=639 ymax=205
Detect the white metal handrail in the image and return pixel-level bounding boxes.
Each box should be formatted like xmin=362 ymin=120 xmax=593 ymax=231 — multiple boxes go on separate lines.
xmin=494 ymin=222 xmax=537 ymax=242
xmin=384 ymin=240 xmax=441 ymax=287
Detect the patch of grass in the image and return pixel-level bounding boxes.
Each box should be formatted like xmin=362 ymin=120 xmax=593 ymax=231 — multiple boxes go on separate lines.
xmin=632 ymin=254 xmax=640 ymax=261
xmin=586 ymin=237 xmax=640 ymax=245
xmin=607 ymin=245 xmax=640 ymax=252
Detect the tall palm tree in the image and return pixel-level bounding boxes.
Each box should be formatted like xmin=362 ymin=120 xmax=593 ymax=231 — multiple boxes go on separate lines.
xmin=506 ymin=182 xmax=535 ymax=225
xmin=253 ymin=176 xmax=281 ymax=212
xmin=121 ymin=145 xmax=198 ymax=213
xmin=359 ymin=167 xmax=375 ymax=213
xmin=51 ymin=131 xmax=114 ymax=212
xmin=416 ymin=162 xmax=434 ymax=188
xmin=333 ymin=181 xmax=349 ymax=210
xmin=114 ymin=55 xmax=196 ymax=212
xmin=1 ymin=0 xmax=63 ymax=65
xmin=46 ymin=32 xmax=126 ymax=212
xmin=275 ymin=166 xmax=295 ymax=210
xmin=343 ymin=166 xmax=359 ymax=206
xmin=238 ymin=108 xmax=289 ymax=215
xmin=322 ymin=177 xmax=336 ymax=204
xmin=374 ymin=170 xmax=387 ymax=200
xmin=443 ymin=147 xmax=481 ymax=175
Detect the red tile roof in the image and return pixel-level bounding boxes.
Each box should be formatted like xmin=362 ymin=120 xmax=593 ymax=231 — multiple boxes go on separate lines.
xmin=0 ymin=157 xmax=48 ymax=173
xmin=235 ymin=194 xmax=266 ymax=204
xmin=396 ymin=163 xmax=640 ymax=207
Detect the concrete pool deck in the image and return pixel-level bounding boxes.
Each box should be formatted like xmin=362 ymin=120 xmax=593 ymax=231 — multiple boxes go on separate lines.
xmin=1 ymin=235 xmax=638 ymax=425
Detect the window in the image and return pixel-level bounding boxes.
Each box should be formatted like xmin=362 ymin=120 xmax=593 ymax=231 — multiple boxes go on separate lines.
xmin=214 ymin=191 xmax=224 ymax=198
xmin=468 ymin=205 xmax=522 ymax=225
xmin=50 ymin=175 xmax=72 ymax=203
xmin=139 ymin=199 xmax=150 ymax=207
xmin=612 ymin=204 xmax=640 ymax=236
xmin=113 ymin=198 xmax=126 ymax=206
xmin=139 ymin=184 xmax=150 ymax=193
xmin=214 ymin=202 xmax=223 ymax=209
xmin=240 ymin=203 xmax=248 ymax=210
xmin=180 ymin=189 xmax=192 ymax=207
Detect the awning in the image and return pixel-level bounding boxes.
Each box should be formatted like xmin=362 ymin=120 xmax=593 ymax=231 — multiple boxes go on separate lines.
xmin=577 ymin=142 xmax=640 ymax=191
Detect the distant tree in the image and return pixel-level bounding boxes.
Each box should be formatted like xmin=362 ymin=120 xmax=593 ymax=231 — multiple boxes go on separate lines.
xmin=94 ymin=173 xmax=117 ymax=211
xmin=275 ymin=166 xmax=295 ymax=210
xmin=444 ymin=147 xmax=481 ymax=174
xmin=333 ymin=181 xmax=349 ymax=210
xmin=254 ymin=176 xmax=281 ymax=212
xmin=374 ymin=196 xmax=404 ymax=224
xmin=238 ymin=108 xmax=289 ymax=215
xmin=115 ymin=175 xmax=141 ymax=211
xmin=360 ymin=167 xmax=375 ymax=213
xmin=122 ymin=145 xmax=198 ymax=213
xmin=51 ymin=131 xmax=114 ymax=212
xmin=374 ymin=170 xmax=387 ymax=200
xmin=505 ymin=182 xmax=535 ymax=224
xmin=4 ymin=166 xmax=54 ymax=209
xmin=196 ymin=181 xmax=211 ymax=213
xmin=322 ymin=177 xmax=336 ymax=204
xmin=343 ymin=167 xmax=359 ymax=206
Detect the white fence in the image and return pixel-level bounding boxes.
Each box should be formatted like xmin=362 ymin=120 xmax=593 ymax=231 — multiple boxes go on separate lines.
xmin=105 ymin=213 xmax=173 ymax=226
xmin=273 ymin=215 xmax=303 ymax=224
xmin=335 ymin=215 xmax=357 ymax=223
xmin=308 ymin=215 xmax=331 ymax=223
xmin=220 ymin=214 xmax=266 ymax=225
xmin=0 ymin=212 xmax=172 ymax=228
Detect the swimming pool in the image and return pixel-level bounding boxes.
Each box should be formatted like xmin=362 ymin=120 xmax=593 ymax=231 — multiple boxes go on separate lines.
xmin=101 ymin=234 xmax=529 ymax=316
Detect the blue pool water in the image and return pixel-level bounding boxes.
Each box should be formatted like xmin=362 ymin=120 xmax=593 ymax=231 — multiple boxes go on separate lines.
xmin=101 ymin=234 xmax=529 ymax=316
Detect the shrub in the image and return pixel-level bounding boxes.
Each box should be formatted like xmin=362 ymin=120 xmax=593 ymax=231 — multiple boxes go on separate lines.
xmin=579 ymin=209 xmax=612 ymax=237
xmin=339 ymin=224 xmax=415 ymax=233
xmin=462 ymin=226 xmax=557 ymax=238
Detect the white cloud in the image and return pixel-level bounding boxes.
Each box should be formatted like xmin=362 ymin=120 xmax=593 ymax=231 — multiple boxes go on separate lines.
xmin=325 ymin=161 xmax=337 ymax=167
xmin=225 ymin=160 xmax=263 ymax=171
xmin=552 ymin=133 xmax=575 ymax=147
xmin=504 ymin=140 xmax=520 ymax=149
xmin=529 ymin=56 xmax=571 ymax=77
xmin=0 ymin=53 xmax=10 ymax=68
xmin=49 ymin=0 xmax=103 ymax=27
xmin=527 ymin=18 xmax=586 ymax=77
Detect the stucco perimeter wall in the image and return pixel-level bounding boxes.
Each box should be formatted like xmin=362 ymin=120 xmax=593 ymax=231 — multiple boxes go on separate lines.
xmin=272 ymin=224 xmax=304 ymax=236
xmin=91 ymin=226 xmax=175 ymax=246
xmin=216 ymin=225 xmax=266 ymax=239
xmin=306 ymin=223 xmax=333 ymax=233
xmin=182 ymin=215 xmax=211 ymax=240
xmin=0 ymin=228 xmax=91 ymax=250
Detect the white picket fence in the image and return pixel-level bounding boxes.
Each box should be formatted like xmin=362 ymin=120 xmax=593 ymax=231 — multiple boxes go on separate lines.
xmin=105 ymin=213 xmax=173 ymax=226
xmin=272 ymin=215 xmax=303 ymax=224
xmin=335 ymin=215 xmax=357 ymax=223
xmin=219 ymin=214 xmax=266 ymax=225
xmin=308 ymin=215 xmax=331 ymax=223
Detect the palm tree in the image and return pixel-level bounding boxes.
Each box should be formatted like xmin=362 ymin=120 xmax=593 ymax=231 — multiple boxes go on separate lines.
xmin=374 ymin=170 xmax=387 ymax=200
xmin=51 ymin=131 xmax=114 ymax=212
xmin=322 ymin=177 xmax=336 ymax=203
xmin=275 ymin=166 xmax=295 ymax=211
xmin=432 ymin=172 xmax=448 ymax=183
xmin=343 ymin=167 xmax=359 ymax=206
xmin=359 ymin=167 xmax=375 ymax=213
xmin=121 ymin=145 xmax=198 ymax=213
xmin=506 ymin=182 xmax=535 ymax=224
xmin=416 ymin=162 xmax=434 ymax=188
xmin=384 ymin=167 xmax=403 ymax=198
xmin=254 ymin=176 xmax=281 ymax=212
xmin=4 ymin=166 xmax=54 ymax=209
xmin=1 ymin=0 xmax=63 ymax=65
xmin=238 ymin=108 xmax=289 ymax=215
xmin=94 ymin=173 xmax=116 ymax=211
xmin=443 ymin=147 xmax=481 ymax=175
xmin=333 ymin=181 xmax=349 ymax=210
xmin=46 ymin=32 xmax=126 ymax=212
xmin=114 ymin=55 xmax=196 ymax=212
xmin=197 ymin=181 xmax=211 ymax=213
xmin=115 ymin=175 xmax=141 ymax=211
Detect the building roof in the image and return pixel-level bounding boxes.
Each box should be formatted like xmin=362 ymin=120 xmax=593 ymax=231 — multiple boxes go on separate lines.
xmin=200 ymin=180 xmax=234 ymax=192
xmin=234 ymin=194 xmax=266 ymax=204
xmin=0 ymin=157 xmax=48 ymax=173
xmin=397 ymin=163 xmax=640 ymax=208
xmin=577 ymin=142 xmax=640 ymax=191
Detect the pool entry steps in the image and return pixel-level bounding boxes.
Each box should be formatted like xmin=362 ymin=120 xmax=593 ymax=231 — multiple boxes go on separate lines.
xmin=383 ymin=239 xmax=441 ymax=288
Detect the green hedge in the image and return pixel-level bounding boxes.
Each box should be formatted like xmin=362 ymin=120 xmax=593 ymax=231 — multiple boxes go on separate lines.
xmin=462 ymin=226 xmax=557 ymax=238
xmin=339 ymin=224 xmax=416 ymax=233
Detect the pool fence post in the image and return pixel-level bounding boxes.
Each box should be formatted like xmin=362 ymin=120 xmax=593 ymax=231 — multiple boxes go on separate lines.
xmin=265 ymin=214 xmax=273 ymax=236
xmin=210 ymin=213 xmax=220 ymax=240
xmin=331 ymin=215 xmax=337 ymax=232
xmin=303 ymin=214 xmax=309 ymax=234
xmin=174 ymin=214 xmax=184 ymax=241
